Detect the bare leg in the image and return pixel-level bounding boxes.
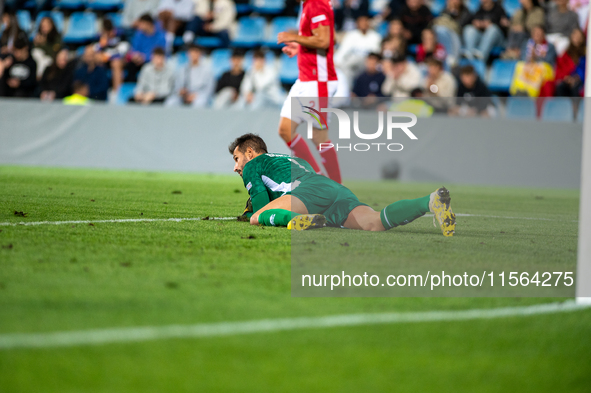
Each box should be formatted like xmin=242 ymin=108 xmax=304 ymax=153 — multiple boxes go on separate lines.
xmin=250 ymin=195 xmax=308 ymax=225
xmin=343 ymin=205 xmax=386 ymax=231
xmin=111 ymin=58 xmax=123 ymax=92
xmin=278 ymin=116 xmax=299 ymax=143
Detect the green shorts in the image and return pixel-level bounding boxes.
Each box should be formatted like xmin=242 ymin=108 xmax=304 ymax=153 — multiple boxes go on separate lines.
xmin=291 ymin=174 xmax=367 ymax=227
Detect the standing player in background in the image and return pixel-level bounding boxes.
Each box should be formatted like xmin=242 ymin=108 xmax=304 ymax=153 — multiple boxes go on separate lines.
xmin=277 ymin=0 xmax=342 ymax=184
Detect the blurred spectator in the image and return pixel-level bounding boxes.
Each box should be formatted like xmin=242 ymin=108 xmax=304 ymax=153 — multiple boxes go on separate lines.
xmin=0 ymin=38 xmax=37 ymax=97
xmin=63 ymin=81 xmax=91 ymax=105
xmin=213 ymin=49 xmax=246 ymax=109
xmin=520 ymin=25 xmax=556 ymax=65
xmin=235 ymin=50 xmax=284 ymax=110
xmin=450 ymin=65 xmax=494 ymax=117
xmin=423 ymin=57 xmax=456 ymax=112
xmin=434 ymin=0 xmax=472 ymax=36
xmin=94 ymin=19 xmax=130 ymax=92
xmin=122 ymin=0 xmax=160 ymax=29
xmin=183 ymin=0 xmax=236 ymax=48
xmin=462 ymin=0 xmax=509 ymax=61
xmin=40 ymin=48 xmax=76 ymax=101
xmin=126 ymin=14 xmax=167 ymax=82
xmin=333 ymin=0 xmax=370 ymax=31
xmin=383 ymin=0 xmax=404 ymax=21
xmin=416 ymin=28 xmax=447 ymax=63
xmin=0 ymin=12 xmax=28 ymax=56
xmin=132 ymin=47 xmax=175 ymax=104
xmin=399 ymin=0 xmax=433 ymax=45
xmin=165 ymin=44 xmax=213 ymax=107
xmin=381 ymin=34 xmax=407 ymax=58
xmin=74 ymin=45 xmax=110 ymax=101
xmin=32 ymin=16 xmax=62 ymax=78
xmin=546 ymin=0 xmax=579 ymax=56
xmin=555 ymin=28 xmax=586 ymax=96
xmin=381 ymin=53 xmax=422 ymax=97
xmin=385 ymin=18 xmax=405 ymax=38
xmin=569 ymin=0 xmax=589 ymax=28
xmin=352 ymin=52 xmax=385 ymax=105
xmin=502 ymin=0 xmax=545 ymax=60
xmin=157 ymin=0 xmax=194 ymax=53
xmin=334 ymin=15 xmax=382 ymax=85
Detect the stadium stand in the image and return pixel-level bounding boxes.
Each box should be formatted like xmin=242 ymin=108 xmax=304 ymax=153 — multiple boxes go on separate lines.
xmin=87 ymin=0 xmax=124 ymax=12
xmin=541 ymin=98 xmax=575 ymax=122
xmin=55 ymin=0 xmax=88 ymax=10
xmin=251 ymin=0 xmax=286 ymax=15
xmin=114 ymin=82 xmax=136 ymax=105
xmin=33 ymin=11 xmax=65 ymax=33
xmin=232 ymin=16 xmax=266 ymax=48
xmin=210 ymin=48 xmax=233 ymax=79
xmin=505 ymin=97 xmax=537 ymax=120
xmin=459 ymin=58 xmax=486 ymax=80
xmin=63 ymin=12 xmax=98 ymax=44
xmin=487 ymin=59 xmax=517 ymax=93
xmin=16 ymin=10 xmax=31 ymax=32
xmin=265 ymin=16 xmax=297 ymax=48
xmin=278 ymin=53 xmax=298 ymax=84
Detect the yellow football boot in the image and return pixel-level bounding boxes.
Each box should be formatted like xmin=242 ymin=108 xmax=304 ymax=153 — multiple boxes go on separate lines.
xmin=429 ymin=187 xmax=456 ymax=237
xmin=287 ymin=214 xmax=327 ymax=231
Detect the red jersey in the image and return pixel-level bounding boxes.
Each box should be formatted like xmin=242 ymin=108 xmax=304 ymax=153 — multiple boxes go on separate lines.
xmin=298 ymin=0 xmax=338 ymax=83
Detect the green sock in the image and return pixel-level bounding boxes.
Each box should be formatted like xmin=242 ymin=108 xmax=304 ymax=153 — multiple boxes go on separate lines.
xmin=379 ymin=195 xmax=431 ymax=230
xmin=258 ymin=209 xmax=299 ymax=227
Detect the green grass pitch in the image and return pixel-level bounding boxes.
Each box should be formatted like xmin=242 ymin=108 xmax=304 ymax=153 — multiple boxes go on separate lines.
xmin=0 ymin=165 xmax=589 ymax=392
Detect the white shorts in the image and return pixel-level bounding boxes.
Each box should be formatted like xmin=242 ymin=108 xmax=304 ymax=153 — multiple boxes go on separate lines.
xmin=279 ymin=79 xmax=339 ymax=126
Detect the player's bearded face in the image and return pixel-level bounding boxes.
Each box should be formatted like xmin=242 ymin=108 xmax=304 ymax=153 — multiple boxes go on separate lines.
xmin=232 ymin=148 xmax=250 ymax=177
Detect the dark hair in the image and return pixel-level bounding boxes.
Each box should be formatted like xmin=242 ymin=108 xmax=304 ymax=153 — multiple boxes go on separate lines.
xmin=187 ymin=43 xmax=202 ymax=51
xmin=14 ymin=37 xmax=28 ymax=50
xmin=367 ymin=52 xmax=382 ymax=61
xmin=45 ymin=47 xmax=69 ymax=80
xmin=390 ymin=53 xmax=406 ymax=63
xmin=231 ymin=48 xmax=245 ymax=58
xmin=252 ymin=49 xmax=265 ymax=59
xmin=39 ymin=16 xmax=60 ymax=43
xmin=425 ymin=56 xmax=443 ymax=68
xmin=228 ymin=134 xmax=268 ymax=155
xmin=138 ymin=14 xmax=154 ymax=24
xmin=459 ymin=65 xmax=475 ymax=75
xmin=152 ymin=46 xmax=165 ymax=56
xmin=566 ymin=28 xmax=586 ymax=63
xmin=102 ymin=18 xmax=114 ymax=32
xmin=72 ymin=80 xmax=89 ymax=93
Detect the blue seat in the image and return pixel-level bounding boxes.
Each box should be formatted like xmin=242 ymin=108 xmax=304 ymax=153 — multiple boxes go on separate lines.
xmin=467 ymin=0 xmax=480 ymax=13
xmin=279 ymin=53 xmax=298 ymax=84
xmin=55 ymin=0 xmax=87 ymax=9
xmin=265 ymin=16 xmax=298 ymax=48
xmin=235 ymin=3 xmax=252 ymax=13
xmin=210 ymin=48 xmax=233 ymax=79
xmin=541 ymin=98 xmax=574 ymax=122
xmin=506 ymin=98 xmax=536 ymax=120
xmin=88 ymin=0 xmax=123 ymax=11
xmin=488 ymin=59 xmax=517 ymax=92
xmin=459 ymin=58 xmax=486 ymax=80
xmin=34 ymin=11 xmax=65 ymax=34
xmin=115 ymin=82 xmax=136 ymax=105
xmin=430 ymin=0 xmax=446 ymax=15
xmin=63 ymin=12 xmax=98 ymax=44
xmin=16 ymin=10 xmax=32 ymax=32
xmin=105 ymin=13 xmax=123 ymax=29
xmin=577 ymin=99 xmax=585 ymax=123
xmin=243 ymin=50 xmax=276 ymax=70
xmin=503 ymin=0 xmax=521 ymax=17
xmin=377 ymin=21 xmax=388 ymax=37
xmin=251 ymin=0 xmax=285 ymax=14
xmin=232 ymin=17 xmax=266 ymax=48
xmin=172 ymin=51 xmax=188 ymax=69
xmin=196 ymin=36 xmax=224 ymax=48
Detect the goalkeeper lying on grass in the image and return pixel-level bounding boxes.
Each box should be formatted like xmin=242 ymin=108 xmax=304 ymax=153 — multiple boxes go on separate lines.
xmin=230 ymin=133 xmax=456 ymax=236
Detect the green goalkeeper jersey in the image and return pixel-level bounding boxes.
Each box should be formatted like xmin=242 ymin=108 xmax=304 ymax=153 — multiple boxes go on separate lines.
xmin=242 ymin=153 xmax=315 ymax=207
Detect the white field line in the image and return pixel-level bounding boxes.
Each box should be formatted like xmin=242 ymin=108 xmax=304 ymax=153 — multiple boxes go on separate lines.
xmin=0 ymin=301 xmax=588 ymax=350
xmin=0 ymin=214 xmax=578 ymax=227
